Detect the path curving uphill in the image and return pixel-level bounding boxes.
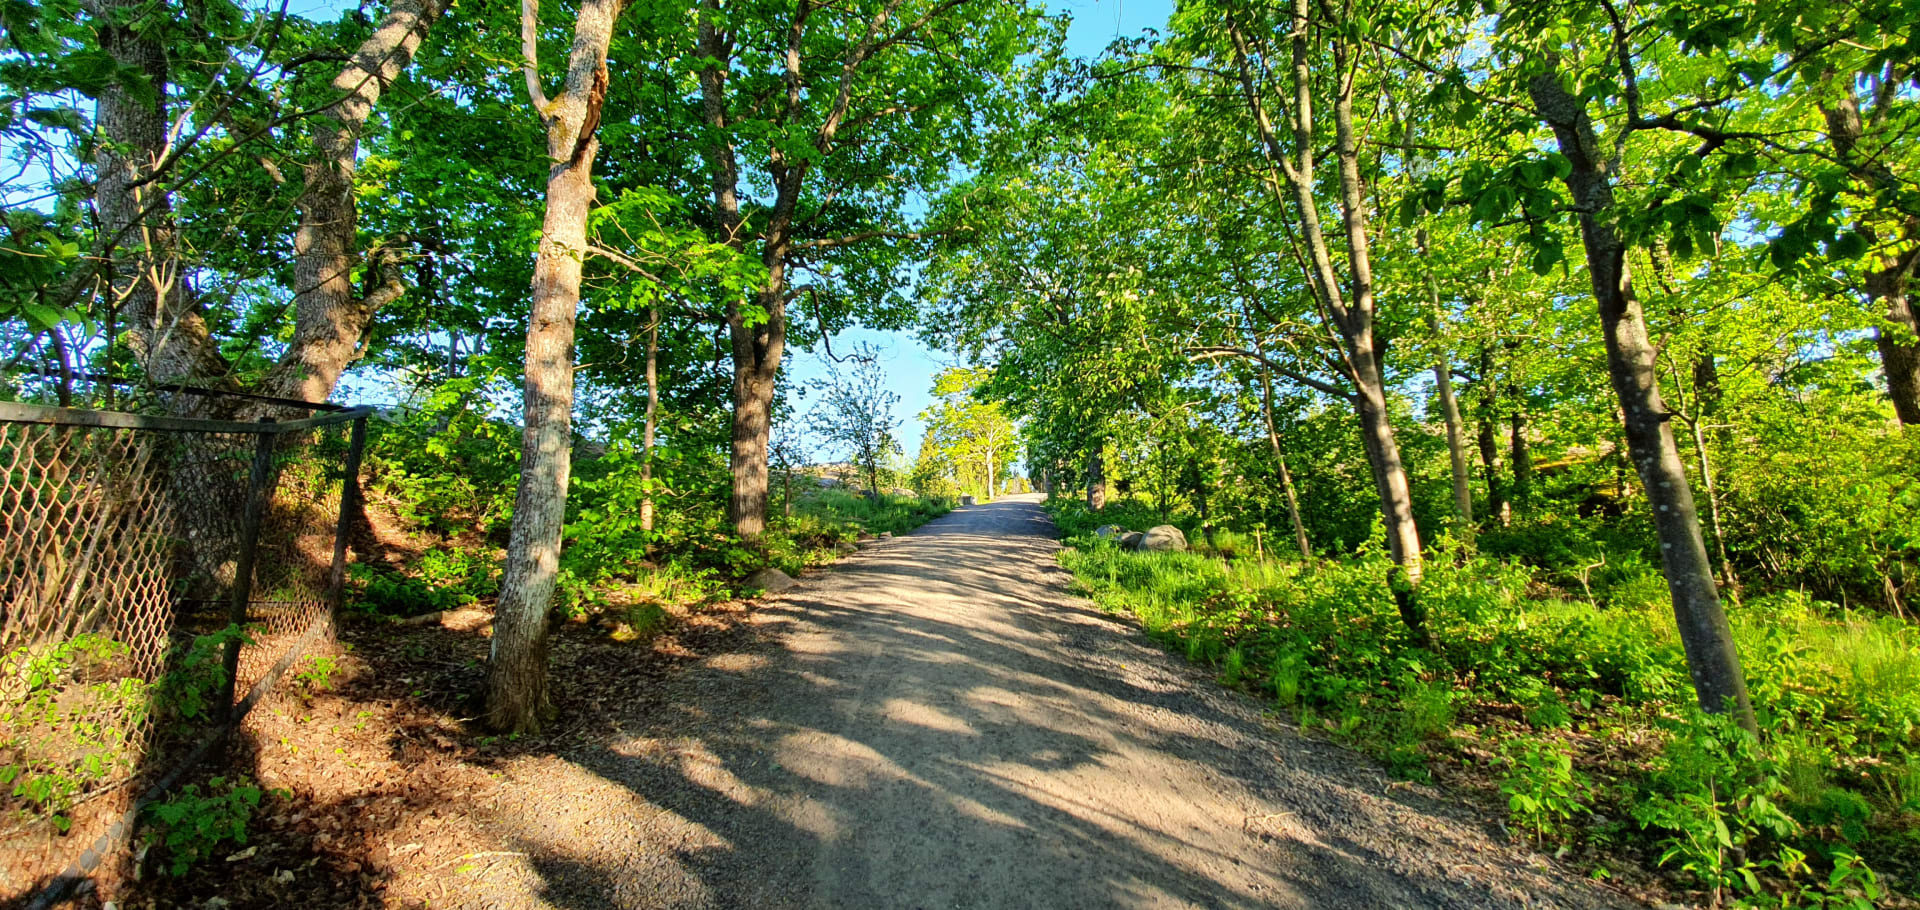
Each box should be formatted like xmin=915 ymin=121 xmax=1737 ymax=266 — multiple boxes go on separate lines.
xmin=479 ymin=494 xmax=1634 ymax=909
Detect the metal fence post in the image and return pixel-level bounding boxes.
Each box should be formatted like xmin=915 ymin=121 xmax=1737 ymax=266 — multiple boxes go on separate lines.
xmin=220 ymin=419 xmax=278 ymax=725
xmin=325 ymin=415 xmax=368 ymax=617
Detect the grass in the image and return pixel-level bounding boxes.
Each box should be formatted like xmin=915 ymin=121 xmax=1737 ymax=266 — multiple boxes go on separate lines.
xmin=1045 ymin=496 xmax=1918 ymax=908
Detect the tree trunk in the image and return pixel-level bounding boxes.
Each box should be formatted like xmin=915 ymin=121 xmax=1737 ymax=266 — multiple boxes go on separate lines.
xmin=727 ymin=351 xmax=777 ymax=536
xmin=1260 ymin=369 xmax=1312 ymax=559
xmin=1689 ymin=354 xmax=1739 ymax=594
xmin=985 ymin=447 xmax=994 ymax=502
xmin=1819 ymin=74 xmax=1920 ymax=426
xmin=1508 ymin=407 xmax=1533 ymax=511
xmin=256 ymin=0 xmax=446 ymax=406
xmin=1436 ymin=365 xmax=1475 ymax=539
xmin=1087 ymin=447 xmax=1106 ymax=511
xmin=1227 ymin=4 xmax=1425 ymax=641
xmin=1475 ymin=354 xmax=1509 ymax=527
xmin=1528 ymin=69 xmax=1755 ymax=731
xmin=87 ymin=0 xmax=226 ymax=387
xmin=1867 ymin=263 xmax=1920 ymax=426
xmin=487 ymin=0 xmax=623 ymax=735
xmin=1416 ymin=230 xmax=1473 ymax=540
xmin=640 ymin=306 xmax=658 ymax=533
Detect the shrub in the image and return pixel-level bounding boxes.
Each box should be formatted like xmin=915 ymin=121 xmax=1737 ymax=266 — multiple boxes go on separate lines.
xmin=1503 ymin=738 xmax=1592 ymax=845
xmin=143 ymin=776 xmax=271 ymax=876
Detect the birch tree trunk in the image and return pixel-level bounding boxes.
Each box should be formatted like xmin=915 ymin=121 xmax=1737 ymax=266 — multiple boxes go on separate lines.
xmin=487 ymin=0 xmax=624 ymax=734
xmin=1528 ymin=69 xmax=1755 ymax=731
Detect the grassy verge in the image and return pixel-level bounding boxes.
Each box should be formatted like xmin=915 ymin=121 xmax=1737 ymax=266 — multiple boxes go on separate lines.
xmin=346 ymin=482 xmax=950 ymax=640
xmin=1047 ymin=498 xmax=1915 ymax=909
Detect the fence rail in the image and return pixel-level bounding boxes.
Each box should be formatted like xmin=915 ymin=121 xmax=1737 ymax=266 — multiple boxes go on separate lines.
xmin=0 ymin=394 xmax=369 ymax=905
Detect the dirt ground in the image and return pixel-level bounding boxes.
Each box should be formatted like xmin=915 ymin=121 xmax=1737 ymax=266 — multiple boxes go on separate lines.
xmin=64 ymin=494 xmax=1643 ymax=909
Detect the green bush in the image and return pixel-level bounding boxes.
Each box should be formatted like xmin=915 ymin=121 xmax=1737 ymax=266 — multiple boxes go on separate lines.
xmin=143 ymin=776 xmax=272 ymax=876
xmin=1503 ymin=739 xmax=1592 ymax=845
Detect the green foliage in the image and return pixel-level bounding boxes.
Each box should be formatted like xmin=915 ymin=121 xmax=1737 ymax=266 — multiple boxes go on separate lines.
xmin=0 ymin=633 xmax=148 ymax=831
xmin=363 ymin=383 xmax=524 ymax=539
xmin=142 ymin=776 xmax=269 ymax=876
xmin=1054 ymin=496 xmax=1917 ymax=903
xmin=1502 ymin=739 xmax=1592 ymax=845
xmin=292 ymin=655 xmax=338 ymax=692
xmin=156 ymin=626 xmax=251 ymax=725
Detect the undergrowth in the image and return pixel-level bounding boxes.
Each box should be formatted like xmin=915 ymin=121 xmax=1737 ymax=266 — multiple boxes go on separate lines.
xmin=344 ymin=400 xmax=950 ymax=624
xmin=1048 ymin=497 xmax=1916 ymax=908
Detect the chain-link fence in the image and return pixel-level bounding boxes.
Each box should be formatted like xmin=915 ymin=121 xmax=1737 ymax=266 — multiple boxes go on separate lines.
xmin=0 ymin=391 xmax=369 ymax=903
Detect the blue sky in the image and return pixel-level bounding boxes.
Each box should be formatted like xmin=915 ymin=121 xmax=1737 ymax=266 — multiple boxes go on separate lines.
xmin=788 ymin=0 xmax=1174 ymax=459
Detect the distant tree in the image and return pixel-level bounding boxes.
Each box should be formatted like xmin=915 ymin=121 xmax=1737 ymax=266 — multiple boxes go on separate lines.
xmin=808 ymin=348 xmax=902 ymax=496
xmin=921 ymin=367 xmax=1019 ymax=500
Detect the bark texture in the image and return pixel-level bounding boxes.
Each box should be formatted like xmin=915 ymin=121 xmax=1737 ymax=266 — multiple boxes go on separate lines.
xmin=487 ymin=0 xmax=624 ymax=735
xmin=1528 ymin=69 xmax=1755 ymax=730
xmin=257 ymin=0 xmax=448 ymax=405
xmin=87 ymin=0 xmax=226 ymax=386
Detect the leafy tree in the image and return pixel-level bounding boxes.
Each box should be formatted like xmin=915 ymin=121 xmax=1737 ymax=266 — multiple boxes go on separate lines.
xmin=806 ymin=347 xmax=902 ymax=497
xmin=920 ymin=367 xmax=1018 ymax=500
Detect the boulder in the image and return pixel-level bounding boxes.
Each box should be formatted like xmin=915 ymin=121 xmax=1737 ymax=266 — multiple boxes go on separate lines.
xmin=960 ymin=495 xmax=978 ymax=506
xmin=1120 ymin=531 xmax=1145 ymax=551
xmin=1140 ymin=525 xmax=1188 ymax=552
xmin=743 ymin=567 xmax=797 ymax=594
xmin=1093 ymin=524 xmax=1127 ymax=541
xmin=878 ymin=531 xmax=893 ymax=539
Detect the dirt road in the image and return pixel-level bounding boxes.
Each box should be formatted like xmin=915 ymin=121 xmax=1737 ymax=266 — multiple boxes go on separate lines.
xmin=467 ymin=495 xmax=1632 ymax=909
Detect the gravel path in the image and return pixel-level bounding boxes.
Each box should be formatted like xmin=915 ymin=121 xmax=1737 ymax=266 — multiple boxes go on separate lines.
xmin=469 ymin=495 xmax=1637 ymax=909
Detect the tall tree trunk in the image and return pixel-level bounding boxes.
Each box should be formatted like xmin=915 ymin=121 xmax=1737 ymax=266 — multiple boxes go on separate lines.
xmin=1866 ymin=261 xmax=1920 ymax=426
xmin=1475 ymin=352 xmax=1509 ymax=527
xmin=87 ymin=0 xmax=225 ymax=386
xmin=1227 ymin=4 xmax=1425 ymax=641
xmin=256 ymin=0 xmax=446 ymax=405
xmin=640 ymin=306 xmax=659 ymax=533
xmin=1260 ymin=369 xmax=1312 ymax=559
xmin=1436 ymin=365 xmax=1474 ymax=539
xmin=1528 ymin=69 xmax=1755 ymax=731
xmin=985 ymin=447 xmax=994 ymax=501
xmin=1087 ymin=447 xmax=1106 ymax=511
xmin=1416 ymin=230 xmax=1474 ymax=540
xmin=487 ymin=0 xmax=623 ymax=735
xmin=725 ymin=310 xmax=779 ymax=536
xmin=1688 ymin=354 xmax=1739 ymax=596
xmin=1508 ymin=407 xmax=1533 ymax=511
xmin=1820 ymin=73 xmax=1920 ymax=426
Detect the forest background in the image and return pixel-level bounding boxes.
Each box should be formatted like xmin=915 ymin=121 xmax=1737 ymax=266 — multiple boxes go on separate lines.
xmin=3 ymin=0 xmax=1919 ymax=906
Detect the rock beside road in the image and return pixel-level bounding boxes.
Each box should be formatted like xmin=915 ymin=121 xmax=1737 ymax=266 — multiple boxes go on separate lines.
xmin=1139 ymin=524 xmax=1188 ymax=552
xmin=743 ymin=567 xmax=797 ymax=593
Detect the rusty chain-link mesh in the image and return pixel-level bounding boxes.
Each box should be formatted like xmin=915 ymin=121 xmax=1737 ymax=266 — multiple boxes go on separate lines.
xmin=0 ymin=402 xmax=364 ymax=897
